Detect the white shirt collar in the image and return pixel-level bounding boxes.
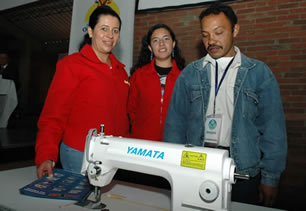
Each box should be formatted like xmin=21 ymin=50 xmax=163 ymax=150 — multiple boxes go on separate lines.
xmin=203 ymin=46 xmax=241 ymax=68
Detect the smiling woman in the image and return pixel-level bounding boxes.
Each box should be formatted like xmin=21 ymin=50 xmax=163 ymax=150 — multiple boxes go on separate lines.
xmin=127 ymin=24 xmax=185 ymax=142
xmin=35 ymin=6 xmax=130 ymax=179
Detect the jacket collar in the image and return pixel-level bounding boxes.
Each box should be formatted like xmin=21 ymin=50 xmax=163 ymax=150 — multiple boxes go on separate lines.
xmin=192 ymin=46 xmax=256 ymax=71
xmin=80 ymin=44 xmax=125 ymax=69
xmin=240 ymin=52 xmax=256 ymax=70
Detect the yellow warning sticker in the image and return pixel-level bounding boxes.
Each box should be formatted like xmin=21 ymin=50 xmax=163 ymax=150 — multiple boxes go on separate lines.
xmin=181 ymin=151 xmax=207 ymax=170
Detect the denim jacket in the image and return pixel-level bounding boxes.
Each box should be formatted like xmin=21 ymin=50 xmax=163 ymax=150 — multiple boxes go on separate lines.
xmin=164 ymin=51 xmax=287 ymax=187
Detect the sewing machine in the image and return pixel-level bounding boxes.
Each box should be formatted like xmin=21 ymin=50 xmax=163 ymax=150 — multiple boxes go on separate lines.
xmin=81 ymin=126 xmax=240 ymax=211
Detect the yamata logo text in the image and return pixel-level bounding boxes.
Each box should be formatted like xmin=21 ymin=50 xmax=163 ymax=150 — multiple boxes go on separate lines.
xmin=127 ymin=146 xmax=164 ymax=159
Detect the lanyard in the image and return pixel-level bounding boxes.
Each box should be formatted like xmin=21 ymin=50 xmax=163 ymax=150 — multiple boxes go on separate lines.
xmin=213 ymin=57 xmax=234 ymax=115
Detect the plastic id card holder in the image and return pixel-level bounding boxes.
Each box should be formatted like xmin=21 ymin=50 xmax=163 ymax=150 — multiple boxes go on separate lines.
xmin=204 ymin=114 xmax=223 ymax=146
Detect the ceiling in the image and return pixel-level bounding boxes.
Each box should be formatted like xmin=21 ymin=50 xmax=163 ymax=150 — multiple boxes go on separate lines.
xmin=0 ymin=0 xmax=73 ymax=51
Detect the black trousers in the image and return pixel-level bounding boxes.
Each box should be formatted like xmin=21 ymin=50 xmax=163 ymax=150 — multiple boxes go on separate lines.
xmin=231 ymin=173 xmax=261 ymax=205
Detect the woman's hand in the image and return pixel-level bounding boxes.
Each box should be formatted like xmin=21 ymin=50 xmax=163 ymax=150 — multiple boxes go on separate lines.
xmin=37 ymin=160 xmax=54 ymax=178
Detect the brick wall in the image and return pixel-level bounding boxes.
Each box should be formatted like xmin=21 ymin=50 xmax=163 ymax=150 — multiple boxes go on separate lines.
xmin=133 ymin=0 xmax=306 ymax=210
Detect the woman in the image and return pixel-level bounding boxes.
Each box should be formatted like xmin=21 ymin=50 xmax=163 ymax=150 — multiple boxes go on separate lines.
xmin=128 ymin=24 xmax=185 ymax=141
xmin=35 ymin=6 xmax=129 ymax=178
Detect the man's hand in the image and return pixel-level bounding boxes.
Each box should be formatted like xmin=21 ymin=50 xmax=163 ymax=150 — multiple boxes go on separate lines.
xmin=37 ymin=160 xmax=54 ymax=178
xmin=259 ymin=184 xmax=278 ymax=207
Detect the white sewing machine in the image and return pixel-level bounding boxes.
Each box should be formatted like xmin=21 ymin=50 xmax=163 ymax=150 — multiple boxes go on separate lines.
xmin=81 ymin=126 xmax=240 ymax=211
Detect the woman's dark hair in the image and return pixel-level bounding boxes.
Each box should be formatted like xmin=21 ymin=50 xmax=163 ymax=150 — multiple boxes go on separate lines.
xmin=199 ymin=3 xmax=237 ymax=31
xmin=79 ymin=6 xmax=121 ymax=50
xmin=89 ymin=6 xmax=121 ymax=31
xmin=130 ymin=23 xmax=185 ymax=76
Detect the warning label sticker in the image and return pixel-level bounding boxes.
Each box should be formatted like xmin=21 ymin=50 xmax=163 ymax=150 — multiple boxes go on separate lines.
xmin=181 ymin=151 xmax=207 ymax=170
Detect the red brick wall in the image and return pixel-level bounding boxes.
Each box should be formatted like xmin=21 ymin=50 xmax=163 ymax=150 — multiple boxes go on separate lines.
xmin=133 ymin=0 xmax=306 ymax=209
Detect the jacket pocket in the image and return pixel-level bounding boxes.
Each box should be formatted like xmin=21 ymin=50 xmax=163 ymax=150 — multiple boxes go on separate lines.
xmin=190 ymin=85 xmax=203 ymax=116
xmin=242 ymin=89 xmax=258 ymax=120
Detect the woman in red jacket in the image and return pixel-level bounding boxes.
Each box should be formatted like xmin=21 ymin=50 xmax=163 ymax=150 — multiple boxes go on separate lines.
xmin=128 ymin=24 xmax=185 ymax=141
xmin=35 ymin=6 xmax=129 ymax=178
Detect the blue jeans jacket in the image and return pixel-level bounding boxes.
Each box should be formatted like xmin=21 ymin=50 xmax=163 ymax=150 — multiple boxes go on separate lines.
xmin=164 ymin=52 xmax=287 ymax=187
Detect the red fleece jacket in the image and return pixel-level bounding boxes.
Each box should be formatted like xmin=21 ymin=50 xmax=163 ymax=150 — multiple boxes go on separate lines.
xmin=127 ymin=59 xmax=181 ymax=141
xmin=35 ymin=44 xmax=129 ymax=167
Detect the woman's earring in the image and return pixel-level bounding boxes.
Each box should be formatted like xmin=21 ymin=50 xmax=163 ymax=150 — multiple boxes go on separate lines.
xmin=172 ymin=50 xmax=175 ymax=58
xmin=150 ymin=52 xmax=153 ymax=61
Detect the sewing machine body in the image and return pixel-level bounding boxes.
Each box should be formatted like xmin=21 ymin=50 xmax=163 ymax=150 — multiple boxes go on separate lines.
xmin=82 ymin=128 xmax=236 ymax=211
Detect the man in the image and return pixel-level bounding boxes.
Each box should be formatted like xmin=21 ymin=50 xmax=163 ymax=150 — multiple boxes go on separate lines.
xmin=163 ymin=3 xmax=287 ymax=207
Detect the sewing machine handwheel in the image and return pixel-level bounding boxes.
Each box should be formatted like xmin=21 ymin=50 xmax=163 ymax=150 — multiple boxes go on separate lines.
xmin=199 ymin=180 xmax=219 ymax=202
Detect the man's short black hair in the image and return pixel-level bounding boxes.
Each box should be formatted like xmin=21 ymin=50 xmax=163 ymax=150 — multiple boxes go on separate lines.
xmin=199 ymin=3 xmax=238 ymax=30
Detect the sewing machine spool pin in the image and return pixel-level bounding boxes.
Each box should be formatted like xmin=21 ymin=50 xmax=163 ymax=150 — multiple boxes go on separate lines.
xmin=100 ymin=124 xmax=104 ymax=135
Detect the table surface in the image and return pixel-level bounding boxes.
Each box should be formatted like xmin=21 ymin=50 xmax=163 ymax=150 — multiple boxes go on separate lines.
xmin=0 ymin=166 xmax=286 ymax=211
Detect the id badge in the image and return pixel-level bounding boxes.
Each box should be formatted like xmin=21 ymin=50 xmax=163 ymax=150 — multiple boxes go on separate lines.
xmin=204 ymin=114 xmax=223 ymax=146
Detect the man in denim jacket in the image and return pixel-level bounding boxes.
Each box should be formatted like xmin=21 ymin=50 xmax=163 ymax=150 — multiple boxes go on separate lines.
xmin=164 ymin=3 xmax=287 ymax=207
